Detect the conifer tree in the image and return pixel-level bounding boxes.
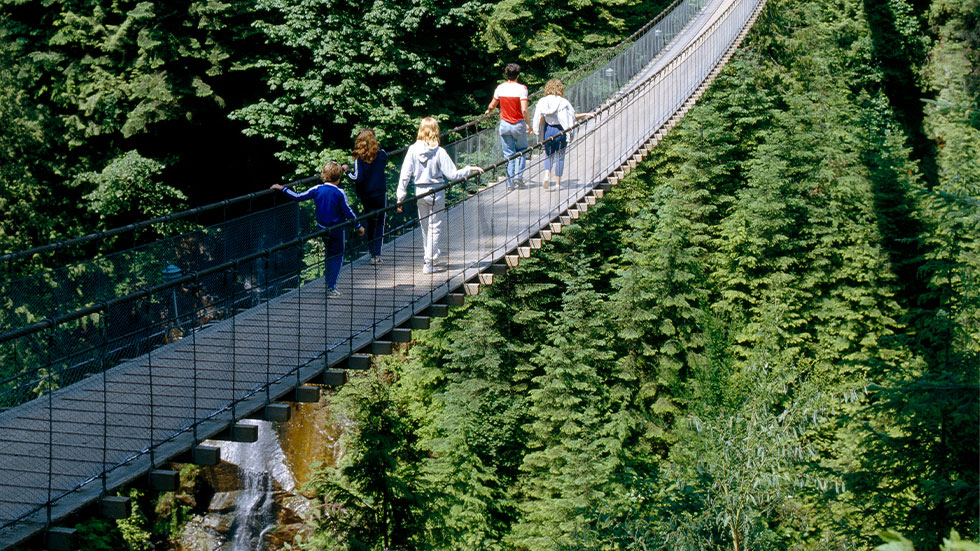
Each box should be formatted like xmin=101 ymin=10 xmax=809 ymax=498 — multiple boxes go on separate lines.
xmin=483 ymin=0 xmax=666 ymax=79
xmin=848 ymin=0 xmax=979 ymax=545
xmin=508 ymin=264 xmax=640 ymax=549
xmin=419 ymin=379 xmax=514 ymax=550
xmin=303 ymin=367 xmax=425 ymax=551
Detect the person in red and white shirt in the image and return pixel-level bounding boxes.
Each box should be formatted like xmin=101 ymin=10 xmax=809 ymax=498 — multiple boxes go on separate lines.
xmin=485 ymin=63 xmax=533 ymax=189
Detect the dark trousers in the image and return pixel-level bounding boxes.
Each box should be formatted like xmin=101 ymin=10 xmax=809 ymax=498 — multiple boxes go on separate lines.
xmin=324 ymin=230 xmax=345 ymax=291
xmin=543 ymin=123 xmax=568 ymax=177
xmin=359 ymin=194 xmax=386 ymax=258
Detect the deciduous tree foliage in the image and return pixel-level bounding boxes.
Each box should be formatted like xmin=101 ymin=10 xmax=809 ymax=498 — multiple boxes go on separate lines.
xmin=233 ymin=0 xmax=496 ymax=168
xmin=483 ymin=0 xmax=667 ymax=83
xmin=0 ymin=0 xmax=270 ymax=258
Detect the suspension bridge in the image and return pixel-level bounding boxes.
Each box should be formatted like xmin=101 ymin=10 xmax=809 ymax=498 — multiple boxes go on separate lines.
xmin=0 ymin=0 xmax=765 ymax=547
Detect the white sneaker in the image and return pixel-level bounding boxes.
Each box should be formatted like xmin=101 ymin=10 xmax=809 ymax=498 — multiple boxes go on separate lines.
xmin=327 ymin=288 xmax=342 ymax=298
xmin=422 ymin=262 xmax=434 ymax=274
xmin=370 ymin=255 xmax=382 ymax=264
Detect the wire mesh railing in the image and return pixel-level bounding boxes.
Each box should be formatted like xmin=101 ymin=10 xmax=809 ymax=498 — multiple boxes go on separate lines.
xmin=0 ymin=0 xmax=711 ymax=418
xmin=0 ymin=0 xmax=764 ymax=546
xmin=0 ymin=0 xmax=704 ymax=335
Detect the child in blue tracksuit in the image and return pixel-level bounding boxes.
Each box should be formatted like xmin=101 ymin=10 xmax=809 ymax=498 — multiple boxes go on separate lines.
xmin=271 ymin=162 xmax=364 ymax=297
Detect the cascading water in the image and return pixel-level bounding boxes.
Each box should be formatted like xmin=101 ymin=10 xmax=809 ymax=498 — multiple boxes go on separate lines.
xmin=216 ymin=419 xmax=295 ymax=551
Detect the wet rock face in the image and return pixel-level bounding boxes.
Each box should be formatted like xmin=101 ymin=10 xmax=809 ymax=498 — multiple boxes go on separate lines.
xmin=208 ymin=491 xmax=240 ymax=516
xmin=177 ymin=488 xmax=314 ymax=550
xmin=205 ymin=460 xmax=244 ymax=493
xmin=278 ymin=400 xmax=346 ymax=487
xmin=276 ymin=492 xmax=312 ymax=525
xmin=176 ymin=515 xmax=227 ymax=551
xmin=264 ymin=522 xmax=314 ymax=550
xmin=177 ymin=399 xmax=346 ymax=550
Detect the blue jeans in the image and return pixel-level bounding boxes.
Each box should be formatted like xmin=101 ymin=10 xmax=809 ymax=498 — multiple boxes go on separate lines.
xmin=542 ymin=123 xmax=567 ymax=177
xmin=499 ymin=120 xmax=528 ymax=187
xmin=323 ymin=230 xmax=345 ymax=291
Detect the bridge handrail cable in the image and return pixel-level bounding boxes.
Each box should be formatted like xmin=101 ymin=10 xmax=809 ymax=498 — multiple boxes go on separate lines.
xmin=0 ymin=0 xmax=684 ymax=272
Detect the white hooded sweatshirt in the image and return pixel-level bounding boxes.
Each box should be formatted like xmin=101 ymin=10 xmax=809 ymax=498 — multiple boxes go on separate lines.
xmin=397 ymin=141 xmax=475 ymax=203
xmin=532 ymin=95 xmax=577 ymax=138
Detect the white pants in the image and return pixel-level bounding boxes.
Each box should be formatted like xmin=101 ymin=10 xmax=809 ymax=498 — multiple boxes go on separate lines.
xmin=417 ymin=189 xmax=445 ymax=263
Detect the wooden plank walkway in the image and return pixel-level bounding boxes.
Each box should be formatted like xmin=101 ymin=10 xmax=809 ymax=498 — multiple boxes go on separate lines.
xmin=0 ymin=0 xmax=764 ymax=546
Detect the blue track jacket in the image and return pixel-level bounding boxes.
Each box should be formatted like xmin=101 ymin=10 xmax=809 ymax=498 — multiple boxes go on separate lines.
xmin=280 ymin=183 xmax=360 ymax=230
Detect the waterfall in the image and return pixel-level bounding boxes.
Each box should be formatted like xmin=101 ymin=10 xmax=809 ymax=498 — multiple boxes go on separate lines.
xmin=216 ymin=419 xmax=295 ymax=551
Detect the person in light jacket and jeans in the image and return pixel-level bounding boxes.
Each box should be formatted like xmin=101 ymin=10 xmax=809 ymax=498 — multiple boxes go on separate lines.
xmin=397 ymin=117 xmax=484 ymax=274
xmin=532 ymin=78 xmax=593 ymax=190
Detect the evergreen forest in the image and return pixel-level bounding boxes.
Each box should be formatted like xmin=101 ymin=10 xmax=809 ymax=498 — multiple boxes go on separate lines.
xmin=1 ymin=0 xmax=978 ymax=549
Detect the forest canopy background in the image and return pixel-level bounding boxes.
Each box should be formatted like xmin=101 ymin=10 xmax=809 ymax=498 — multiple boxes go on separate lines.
xmin=0 ymin=0 xmax=664 ymax=259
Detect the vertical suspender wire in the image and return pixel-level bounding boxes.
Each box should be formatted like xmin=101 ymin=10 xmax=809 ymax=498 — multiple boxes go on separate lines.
xmin=371 ymin=208 xmax=380 ymax=346
xmin=425 ymin=188 xmax=433 ymax=310
xmin=385 ymin=184 xmax=394 ymax=344
xmin=326 ymin=226 xmax=330 ymax=374
xmin=411 ymin=191 xmax=418 ymax=322
xmin=99 ymin=304 xmax=108 ymax=497
xmin=45 ymin=329 xmax=54 ymax=528
xmin=632 ymin=85 xmax=638 ymax=164
xmin=295 ymin=236 xmax=302 ymax=389
xmin=474 ymin=171 xmax=482 ymax=276
xmin=222 ymin=204 xmax=229 ymax=264
xmin=460 ymin=126 xmax=469 ymax=300
xmin=147 ymin=298 xmax=155 ymax=471
xmin=264 ymin=251 xmax=271 ymax=410
xmin=388 ymin=197 xmax=395 ymax=340
xmin=644 ymin=66 xmax=650 ymax=158
xmin=533 ymin=130 xmax=540 ymax=234
xmin=347 ymin=224 xmax=354 ymax=361
xmin=522 ymin=141 xmax=529 ymax=247
xmin=458 ymin=177 xmax=464 ymax=308
xmin=230 ymin=263 xmax=238 ymax=422
xmin=192 ymin=274 xmax=198 ymax=443
xmin=475 ymin=128 xmax=484 ymax=273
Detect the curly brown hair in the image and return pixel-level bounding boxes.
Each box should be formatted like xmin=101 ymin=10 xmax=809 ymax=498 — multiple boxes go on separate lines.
xmin=352 ymin=128 xmax=380 ymax=164
xmin=544 ymin=78 xmax=565 ymax=97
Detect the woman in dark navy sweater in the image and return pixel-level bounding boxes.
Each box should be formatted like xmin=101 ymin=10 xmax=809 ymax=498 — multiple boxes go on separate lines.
xmin=271 ymin=162 xmax=363 ymax=297
xmin=344 ymin=129 xmax=388 ymax=263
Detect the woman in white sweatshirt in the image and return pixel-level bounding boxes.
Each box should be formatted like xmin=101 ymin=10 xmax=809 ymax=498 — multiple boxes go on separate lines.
xmin=397 ymin=117 xmax=484 ymax=274
xmin=532 ymin=79 xmax=593 ymax=190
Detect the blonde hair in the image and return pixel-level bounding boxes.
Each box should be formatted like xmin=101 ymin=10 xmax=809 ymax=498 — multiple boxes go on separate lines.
xmin=416 ymin=117 xmax=440 ymax=147
xmin=353 ymin=128 xmax=380 ymax=163
xmin=544 ymin=78 xmax=565 ymax=98
xmin=320 ymin=161 xmax=343 ymax=183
